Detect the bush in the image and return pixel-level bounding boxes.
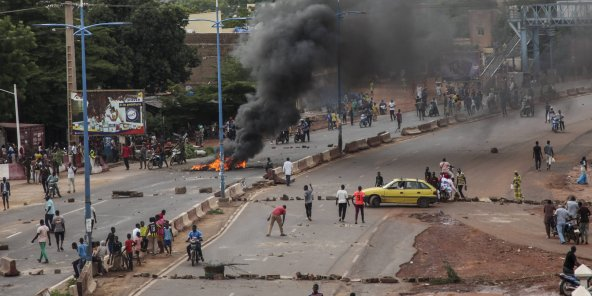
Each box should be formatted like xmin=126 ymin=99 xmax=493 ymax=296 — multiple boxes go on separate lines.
xmin=185 ymin=143 xmax=197 ymax=159
xmin=205 ymin=146 xmax=215 ymax=156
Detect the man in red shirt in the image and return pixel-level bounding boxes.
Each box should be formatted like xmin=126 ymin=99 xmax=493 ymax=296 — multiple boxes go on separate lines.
xmin=266 ymin=205 xmax=287 ymax=237
xmin=121 ymin=143 xmax=131 ymax=170
xmin=124 ymin=233 xmax=135 ymax=271
xmin=353 ymin=186 xmax=365 ymax=224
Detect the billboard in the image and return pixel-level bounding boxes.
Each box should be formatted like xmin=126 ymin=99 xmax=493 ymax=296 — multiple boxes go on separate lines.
xmin=71 ymin=90 xmax=146 ymax=136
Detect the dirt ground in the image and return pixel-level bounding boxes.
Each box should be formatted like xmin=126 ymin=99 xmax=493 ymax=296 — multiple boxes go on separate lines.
xmin=52 ymin=201 xmax=242 ymax=296
xmin=397 ymin=212 xmax=588 ymax=295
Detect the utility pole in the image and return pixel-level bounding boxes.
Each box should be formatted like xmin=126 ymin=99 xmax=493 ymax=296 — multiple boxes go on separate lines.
xmin=65 ymin=1 xmax=77 ymax=146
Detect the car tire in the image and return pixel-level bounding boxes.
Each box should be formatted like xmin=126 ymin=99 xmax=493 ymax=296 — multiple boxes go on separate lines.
xmin=370 ymin=195 xmax=381 ymax=208
xmin=418 ymin=197 xmax=430 ymax=208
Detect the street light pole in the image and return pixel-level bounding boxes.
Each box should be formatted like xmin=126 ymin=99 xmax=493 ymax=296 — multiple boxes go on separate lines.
xmin=337 ymin=0 xmax=343 ymax=151
xmin=215 ymin=0 xmax=226 ymax=200
xmin=186 ymin=6 xmax=249 ymax=201
xmin=0 ymin=85 xmax=21 ymax=155
xmin=36 ymin=1 xmax=129 ymax=261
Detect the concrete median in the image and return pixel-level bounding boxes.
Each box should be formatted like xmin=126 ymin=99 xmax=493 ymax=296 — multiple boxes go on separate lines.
xmin=206 ymin=196 xmax=220 ymax=211
xmin=322 ymin=147 xmax=342 ymax=162
xmin=173 ymin=213 xmax=189 ymax=232
xmin=343 ymin=141 xmax=359 ymax=153
xmin=76 ymin=262 xmax=96 ymax=296
xmin=577 ymin=87 xmax=586 ymax=94
xmin=312 ymin=153 xmax=323 ymax=165
xmin=0 ymin=257 xmax=19 ymax=277
xmin=455 ymin=114 xmax=468 ymax=122
xmin=379 ymin=132 xmax=392 ymax=143
xmin=437 ymin=118 xmax=449 ymax=127
xmin=186 ymin=208 xmax=198 ymax=224
xmin=401 ymin=126 xmax=421 ymax=136
xmin=366 ymin=135 xmax=382 ymax=147
xmin=567 ymin=88 xmax=578 ymax=96
xmin=356 ymin=139 xmax=369 ymax=150
xmin=201 ymin=199 xmax=212 ymax=213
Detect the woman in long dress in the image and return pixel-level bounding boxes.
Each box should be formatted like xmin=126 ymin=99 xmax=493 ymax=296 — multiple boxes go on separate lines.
xmin=577 ymin=157 xmax=588 ymax=185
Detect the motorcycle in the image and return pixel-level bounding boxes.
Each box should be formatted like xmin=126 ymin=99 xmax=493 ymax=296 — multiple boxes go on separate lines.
xmin=564 ymin=219 xmax=581 ymax=244
xmin=294 ymin=127 xmax=306 ymax=143
xmin=46 ymin=183 xmax=58 ymax=198
xmin=559 ymin=272 xmax=592 ymax=295
xmin=189 ymin=237 xmax=203 ymax=266
xmin=552 ymin=116 xmax=560 ymax=133
xmin=520 ymin=104 xmax=533 ymax=117
xmin=276 ymin=130 xmax=289 ymax=144
xmin=147 ymin=152 xmax=163 ymax=170
xmin=169 ymin=148 xmax=186 ymax=166
xmin=359 ymin=113 xmax=370 ymax=128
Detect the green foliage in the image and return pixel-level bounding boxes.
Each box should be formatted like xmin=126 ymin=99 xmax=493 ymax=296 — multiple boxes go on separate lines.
xmin=207 ymin=208 xmax=224 ymax=215
xmin=184 ymin=142 xmax=197 ymax=159
xmin=0 ymin=16 xmax=38 ymax=120
xmin=50 ymin=289 xmax=72 ymax=296
xmin=205 ymin=146 xmax=215 ymax=155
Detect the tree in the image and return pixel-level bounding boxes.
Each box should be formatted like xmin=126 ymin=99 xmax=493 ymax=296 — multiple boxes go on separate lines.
xmin=0 ymin=17 xmax=38 ymax=121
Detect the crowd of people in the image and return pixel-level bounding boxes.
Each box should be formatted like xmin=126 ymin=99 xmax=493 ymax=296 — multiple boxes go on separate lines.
xmin=29 ymin=202 xmax=202 ymax=279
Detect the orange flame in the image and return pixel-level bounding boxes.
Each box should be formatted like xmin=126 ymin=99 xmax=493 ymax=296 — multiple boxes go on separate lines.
xmin=192 ymin=157 xmax=247 ymax=171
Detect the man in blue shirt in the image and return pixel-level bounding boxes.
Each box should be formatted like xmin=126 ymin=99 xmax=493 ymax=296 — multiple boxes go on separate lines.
xmin=45 ymin=196 xmax=56 ymax=232
xmin=186 ymin=224 xmax=203 ymax=262
xmin=72 ymin=238 xmax=87 ymax=278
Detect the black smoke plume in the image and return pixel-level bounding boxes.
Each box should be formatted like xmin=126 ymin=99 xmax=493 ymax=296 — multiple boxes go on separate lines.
xmin=231 ymin=0 xmax=337 ymax=161
xmin=231 ymin=0 xmax=494 ymax=161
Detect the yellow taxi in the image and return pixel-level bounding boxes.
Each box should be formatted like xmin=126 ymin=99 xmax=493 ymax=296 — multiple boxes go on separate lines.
xmin=363 ymin=178 xmax=438 ymax=208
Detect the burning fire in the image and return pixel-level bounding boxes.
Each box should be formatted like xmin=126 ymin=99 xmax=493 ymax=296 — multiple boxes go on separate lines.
xmin=192 ymin=157 xmax=247 ymax=171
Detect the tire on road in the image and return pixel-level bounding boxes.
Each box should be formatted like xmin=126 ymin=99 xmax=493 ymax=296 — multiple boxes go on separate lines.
xmin=417 ymin=197 xmax=430 ymax=208
xmin=369 ymin=195 xmax=381 ymax=208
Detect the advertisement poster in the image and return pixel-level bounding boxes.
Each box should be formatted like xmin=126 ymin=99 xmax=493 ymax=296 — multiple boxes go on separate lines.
xmin=71 ymin=90 xmax=146 ymax=135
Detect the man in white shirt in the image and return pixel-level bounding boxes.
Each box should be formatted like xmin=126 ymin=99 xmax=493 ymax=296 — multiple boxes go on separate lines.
xmin=336 ymin=184 xmax=350 ymax=222
xmin=389 ymin=99 xmax=396 ymax=121
xmin=31 ymin=219 xmax=51 ymax=263
xmin=283 ymin=157 xmax=293 ymax=186
xmin=67 ymin=163 xmax=76 ymax=194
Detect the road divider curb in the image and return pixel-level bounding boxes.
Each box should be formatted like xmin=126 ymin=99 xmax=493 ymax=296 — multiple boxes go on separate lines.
xmin=366 ymin=135 xmax=382 ymax=147
xmin=401 ymin=127 xmax=421 ymax=136
xmin=379 ymin=132 xmax=392 ymax=143
xmin=0 ymin=257 xmax=20 ymax=277
xmin=76 ymin=262 xmax=96 ymax=296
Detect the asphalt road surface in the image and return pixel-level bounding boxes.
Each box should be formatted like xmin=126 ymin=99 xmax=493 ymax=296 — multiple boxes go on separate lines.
xmin=0 ymin=106 xmax=448 ymax=295
xmin=140 ymin=93 xmax=592 ymax=295
xmin=3 ymin=91 xmax=592 ymax=295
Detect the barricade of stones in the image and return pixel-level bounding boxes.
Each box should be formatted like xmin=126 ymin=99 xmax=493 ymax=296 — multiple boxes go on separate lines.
xmin=162 ymin=271 xmax=399 ymax=284
xmin=112 ymin=190 xmax=143 ymax=199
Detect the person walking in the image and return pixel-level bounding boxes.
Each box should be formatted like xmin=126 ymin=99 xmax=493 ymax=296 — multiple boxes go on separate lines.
xmin=336 ymin=185 xmax=349 ymax=222
xmin=105 ymin=227 xmax=116 ymax=264
xmin=1 ymin=177 xmax=10 ymax=210
xmin=139 ymin=143 xmax=147 ymax=169
xmin=533 ymin=141 xmax=543 ymax=171
xmin=75 ymin=237 xmax=87 ymax=277
xmin=53 ymin=210 xmax=65 ymax=251
xmin=304 ymin=184 xmax=313 ymax=221
xmin=309 ymin=283 xmax=324 ymax=296
xmin=47 ymin=171 xmax=62 ymax=198
xmin=122 ymin=143 xmax=131 ymax=170
xmin=31 ymin=219 xmax=51 ymax=264
xmin=389 ymin=99 xmax=396 ymax=121
xmin=266 ymin=205 xmax=287 ymax=237
xmin=455 ymin=168 xmax=467 ymax=199
xmin=396 ymin=109 xmax=402 ymax=131
xmin=353 ymin=186 xmax=365 ymax=224
xmin=578 ymin=201 xmax=590 ymax=244
xmin=556 ymin=205 xmax=570 ymax=244
xmin=349 ymin=107 xmax=354 ymax=126
xmin=512 ymin=171 xmax=523 ymax=202
xmin=283 ymin=158 xmax=293 ymax=186
xmin=578 ymin=157 xmax=588 ymax=185
xmin=544 ymin=140 xmax=554 ymax=171
xmin=45 ymin=196 xmax=56 ymax=232
xmin=163 ymin=222 xmax=173 ymax=255
xmin=545 ymin=101 xmax=551 ymax=123
xmin=543 ymin=200 xmax=556 ymax=239
xmin=67 ymin=163 xmax=76 ymax=194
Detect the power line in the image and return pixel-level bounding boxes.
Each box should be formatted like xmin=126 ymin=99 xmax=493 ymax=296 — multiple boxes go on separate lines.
xmin=0 ymin=3 xmax=137 ymax=16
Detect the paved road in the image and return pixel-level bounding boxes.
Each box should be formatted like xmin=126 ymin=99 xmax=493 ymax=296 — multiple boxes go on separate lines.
xmin=141 ymin=92 xmax=592 ymax=296
xmin=0 ymin=106 xmax=453 ymax=295
xmin=2 ymin=87 xmax=592 ymax=294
